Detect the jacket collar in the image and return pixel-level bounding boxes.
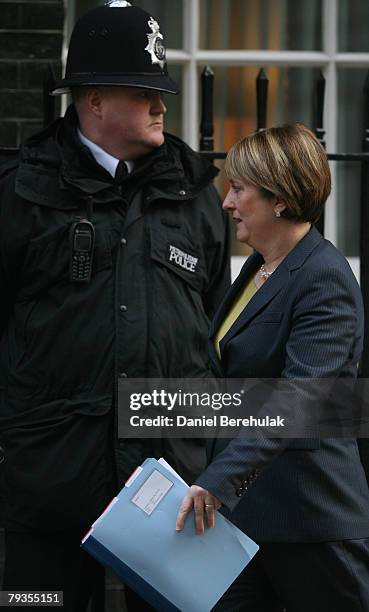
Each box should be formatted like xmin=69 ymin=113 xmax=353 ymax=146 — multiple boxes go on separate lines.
xmin=210 ymin=226 xmax=323 ymax=366
xmin=14 ymin=105 xmax=219 ymax=209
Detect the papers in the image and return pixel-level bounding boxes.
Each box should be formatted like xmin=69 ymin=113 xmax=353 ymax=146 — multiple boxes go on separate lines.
xmin=158 ymin=457 xmax=188 ymax=485
xmin=82 ymin=458 xmax=259 ymax=612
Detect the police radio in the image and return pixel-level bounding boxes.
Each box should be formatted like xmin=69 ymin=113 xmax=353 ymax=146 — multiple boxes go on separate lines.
xmin=69 ymin=219 xmax=95 ymax=283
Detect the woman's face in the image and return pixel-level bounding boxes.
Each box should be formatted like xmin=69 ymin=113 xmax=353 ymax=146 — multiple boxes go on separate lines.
xmin=223 ymin=179 xmax=279 ymax=247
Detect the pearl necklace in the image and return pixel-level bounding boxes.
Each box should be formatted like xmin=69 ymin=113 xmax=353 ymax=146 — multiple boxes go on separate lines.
xmin=259 ymin=263 xmax=275 ymax=279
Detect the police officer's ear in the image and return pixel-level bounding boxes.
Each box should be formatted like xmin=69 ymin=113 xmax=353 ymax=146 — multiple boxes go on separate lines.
xmin=85 ymin=88 xmax=105 ymax=119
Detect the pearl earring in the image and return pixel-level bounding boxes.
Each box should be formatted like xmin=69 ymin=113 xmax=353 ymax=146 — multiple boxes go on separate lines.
xmin=275 ymin=210 xmax=281 ymax=218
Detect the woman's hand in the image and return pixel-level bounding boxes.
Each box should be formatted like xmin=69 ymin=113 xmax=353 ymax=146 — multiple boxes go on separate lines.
xmin=176 ymin=485 xmax=222 ymax=535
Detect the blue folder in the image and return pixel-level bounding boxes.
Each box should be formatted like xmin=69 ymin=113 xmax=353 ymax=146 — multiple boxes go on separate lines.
xmin=81 ymin=458 xmax=259 ymax=612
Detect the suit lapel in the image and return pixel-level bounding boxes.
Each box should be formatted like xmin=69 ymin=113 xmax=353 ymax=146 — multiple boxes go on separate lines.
xmin=212 ymin=226 xmax=323 ymax=362
xmin=218 ymin=257 xmax=291 ymax=354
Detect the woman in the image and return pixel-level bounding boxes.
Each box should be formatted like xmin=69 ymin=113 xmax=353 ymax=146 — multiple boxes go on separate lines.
xmin=176 ymin=124 xmax=369 ymax=611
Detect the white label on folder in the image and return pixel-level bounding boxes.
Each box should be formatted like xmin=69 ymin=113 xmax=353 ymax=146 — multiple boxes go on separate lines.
xmin=131 ymin=469 xmax=173 ymax=515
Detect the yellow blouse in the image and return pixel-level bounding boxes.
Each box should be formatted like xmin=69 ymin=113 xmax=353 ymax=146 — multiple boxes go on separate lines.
xmin=215 ymin=277 xmax=258 ymax=358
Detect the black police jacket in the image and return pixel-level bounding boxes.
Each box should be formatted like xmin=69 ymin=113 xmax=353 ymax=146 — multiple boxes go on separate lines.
xmin=0 ymin=106 xmax=230 ymax=530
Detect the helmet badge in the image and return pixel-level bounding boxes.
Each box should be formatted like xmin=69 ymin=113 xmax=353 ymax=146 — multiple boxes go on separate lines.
xmin=105 ymin=1 xmax=131 ymax=7
xmin=145 ymin=17 xmax=166 ymax=71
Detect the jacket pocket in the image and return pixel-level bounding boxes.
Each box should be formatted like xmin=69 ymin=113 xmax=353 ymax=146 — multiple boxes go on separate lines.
xmin=18 ymin=223 xmax=112 ymax=300
xmin=251 ymin=312 xmax=283 ymax=324
xmin=149 ymin=226 xmax=208 ymax=293
xmin=287 ymin=438 xmax=321 ymax=451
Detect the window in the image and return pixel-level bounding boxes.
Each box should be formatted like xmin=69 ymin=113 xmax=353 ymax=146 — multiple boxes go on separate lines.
xmin=199 ymin=0 xmax=322 ymax=51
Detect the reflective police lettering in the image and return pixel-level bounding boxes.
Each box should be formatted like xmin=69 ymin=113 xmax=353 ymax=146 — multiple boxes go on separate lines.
xmin=168 ymin=244 xmax=198 ymax=273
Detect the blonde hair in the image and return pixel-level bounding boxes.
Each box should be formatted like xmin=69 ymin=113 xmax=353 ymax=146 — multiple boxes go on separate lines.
xmin=225 ymin=124 xmax=331 ymax=224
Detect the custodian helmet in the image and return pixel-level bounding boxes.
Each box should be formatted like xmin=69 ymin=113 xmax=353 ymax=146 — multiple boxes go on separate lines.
xmin=51 ymin=1 xmax=179 ymax=95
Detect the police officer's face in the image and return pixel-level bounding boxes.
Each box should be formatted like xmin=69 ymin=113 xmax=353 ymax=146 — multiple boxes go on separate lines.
xmin=98 ymin=87 xmax=167 ymax=159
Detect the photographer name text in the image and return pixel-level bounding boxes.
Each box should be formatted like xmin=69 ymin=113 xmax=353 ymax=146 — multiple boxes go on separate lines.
xmin=129 ymin=415 xmax=285 ymax=428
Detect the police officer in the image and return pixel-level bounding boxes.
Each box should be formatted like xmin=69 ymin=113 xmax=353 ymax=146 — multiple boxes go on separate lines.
xmin=0 ymin=1 xmax=229 ymax=610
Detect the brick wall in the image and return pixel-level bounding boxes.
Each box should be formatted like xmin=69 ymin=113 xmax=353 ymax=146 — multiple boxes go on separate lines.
xmin=0 ymin=0 xmax=64 ymax=147
xmin=0 ymin=0 xmax=64 ymax=545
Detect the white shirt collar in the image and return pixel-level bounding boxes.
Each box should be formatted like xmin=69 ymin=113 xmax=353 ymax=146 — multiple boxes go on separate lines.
xmin=77 ymin=128 xmax=134 ymax=177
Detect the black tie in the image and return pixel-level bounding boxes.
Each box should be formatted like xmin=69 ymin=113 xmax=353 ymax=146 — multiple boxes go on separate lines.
xmin=115 ymin=160 xmax=128 ymax=183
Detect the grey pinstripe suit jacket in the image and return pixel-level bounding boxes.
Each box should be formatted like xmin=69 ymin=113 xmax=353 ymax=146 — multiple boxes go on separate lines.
xmin=196 ymin=226 xmax=369 ymax=542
